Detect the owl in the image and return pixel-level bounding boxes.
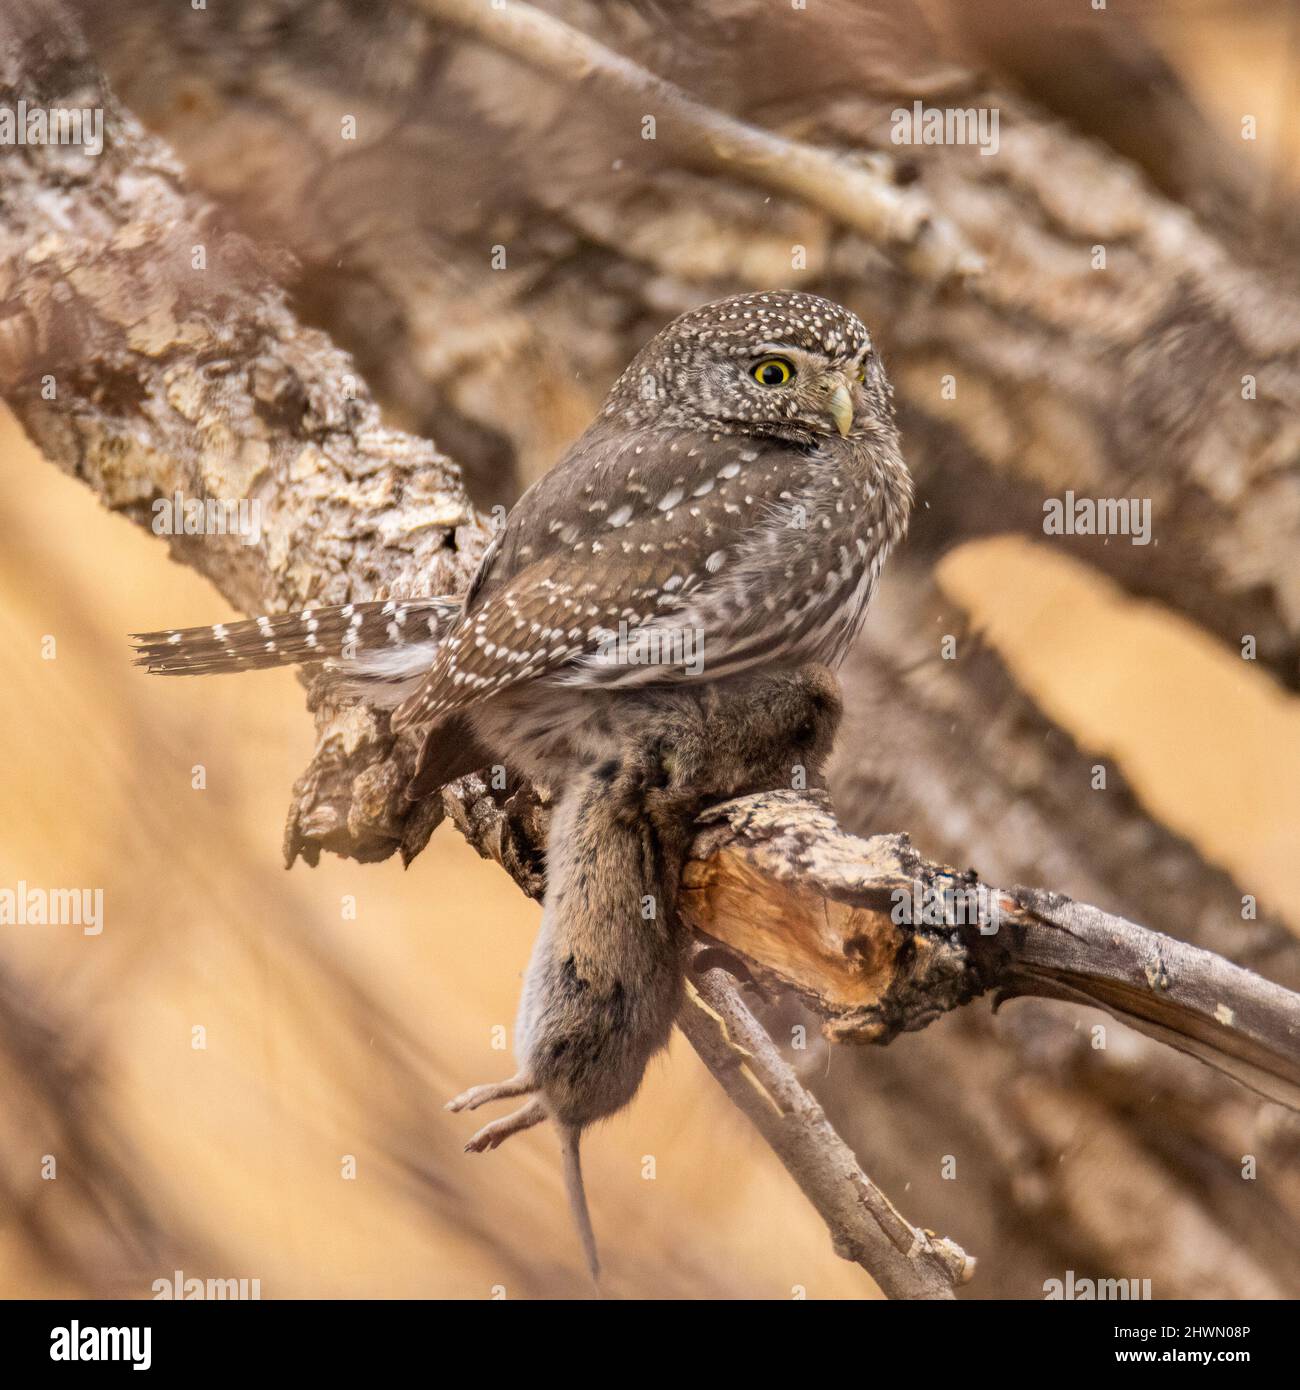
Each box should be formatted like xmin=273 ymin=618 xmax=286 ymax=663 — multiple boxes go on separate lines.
xmin=134 ymin=290 xmax=912 ymax=796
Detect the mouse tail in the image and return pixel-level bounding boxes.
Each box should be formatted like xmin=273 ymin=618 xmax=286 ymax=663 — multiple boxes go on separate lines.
xmin=560 ymin=1125 xmax=601 ymax=1287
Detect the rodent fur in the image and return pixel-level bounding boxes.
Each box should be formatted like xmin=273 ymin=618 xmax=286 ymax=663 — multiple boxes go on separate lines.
xmin=448 ymin=665 xmax=842 ymax=1283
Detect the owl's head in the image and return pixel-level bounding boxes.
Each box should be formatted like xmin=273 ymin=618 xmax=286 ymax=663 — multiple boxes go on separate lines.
xmin=605 ymin=290 xmax=892 ymax=444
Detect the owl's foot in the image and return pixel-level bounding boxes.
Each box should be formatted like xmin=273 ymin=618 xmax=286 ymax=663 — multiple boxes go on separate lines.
xmin=464 ymin=1097 xmax=548 ymax=1153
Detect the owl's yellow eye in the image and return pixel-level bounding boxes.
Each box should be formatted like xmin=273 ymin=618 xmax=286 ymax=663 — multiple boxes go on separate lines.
xmin=856 ymin=367 xmax=867 ymax=384
xmin=751 ymin=357 xmax=794 ymax=387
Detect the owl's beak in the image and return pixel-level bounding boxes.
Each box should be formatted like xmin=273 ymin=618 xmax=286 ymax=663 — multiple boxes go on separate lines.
xmin=828 ymin=379 xmax=854 ymax=437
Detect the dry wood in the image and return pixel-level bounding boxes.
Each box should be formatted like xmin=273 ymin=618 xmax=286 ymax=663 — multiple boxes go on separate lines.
xmin=679 ymin=952 xmax=972 ymax=1300
xmin=680 ymin=792 xmax=1300 ymax=1110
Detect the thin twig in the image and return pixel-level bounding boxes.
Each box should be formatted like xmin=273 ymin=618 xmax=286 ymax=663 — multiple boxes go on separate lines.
xmin=679 ymin=948 xmax=973 ymax=1300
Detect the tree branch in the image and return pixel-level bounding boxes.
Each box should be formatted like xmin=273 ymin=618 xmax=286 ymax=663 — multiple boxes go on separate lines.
xmin=443 ymin=780 xmax=1300 ymax=1114
xmin=679 ymin=949 xmax=972 ymax=1300
xmin=680 ymin=791 xmax=1300 ymax=1112
xmin=0 ymin=0 xmax=484 ymax=865
xmin=415 ymin=0 xmax=982 ymax=282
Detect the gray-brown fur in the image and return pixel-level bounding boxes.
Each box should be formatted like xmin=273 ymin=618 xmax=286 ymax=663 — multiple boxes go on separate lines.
xmin=447 ymin=665 xmax=842 ymax=1282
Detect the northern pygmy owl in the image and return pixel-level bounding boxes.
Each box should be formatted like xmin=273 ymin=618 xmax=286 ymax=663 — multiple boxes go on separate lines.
xmin=135 ymin=290 xmax=912 ymax=795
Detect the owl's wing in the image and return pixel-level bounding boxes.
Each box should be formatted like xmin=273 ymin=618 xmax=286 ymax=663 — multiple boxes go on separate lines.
xmin=390 ymin=426 xmax=819 ymax=731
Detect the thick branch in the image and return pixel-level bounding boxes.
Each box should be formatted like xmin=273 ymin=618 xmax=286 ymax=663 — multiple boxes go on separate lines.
xmin=444 ymin=781 xmax=1300 ymax=1112
xmin=0 ymin=0 xmax=485 ymax=863
xmin=0 ymin=5 xmax=478 ymax=617
xmin=679 ymin=791 xmax=1300 ymax=1112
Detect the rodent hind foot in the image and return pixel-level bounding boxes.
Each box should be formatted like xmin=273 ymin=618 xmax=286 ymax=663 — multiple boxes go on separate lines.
xmin=446 ymin=1071 xmax=536 ymax=1114
xmin=464 ymin=1097 xmax=548 ymax=1153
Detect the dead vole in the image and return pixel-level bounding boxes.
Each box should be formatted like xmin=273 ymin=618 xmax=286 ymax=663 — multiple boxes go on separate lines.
xmin=447 ymin=665 xmax=842 ymax=1283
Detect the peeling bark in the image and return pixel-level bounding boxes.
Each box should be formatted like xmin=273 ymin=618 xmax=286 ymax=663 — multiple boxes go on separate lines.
xmin=0 ymin=0 xmax=485 ymax=866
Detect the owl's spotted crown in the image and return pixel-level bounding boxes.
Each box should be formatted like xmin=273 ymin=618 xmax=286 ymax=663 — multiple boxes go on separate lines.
xmin=663 ymin=290 xmax=871 ymax=360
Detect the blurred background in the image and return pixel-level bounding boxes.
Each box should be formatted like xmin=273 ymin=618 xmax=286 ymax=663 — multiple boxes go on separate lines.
xmin=2 ymin=0 xmax=1299 ymax=1298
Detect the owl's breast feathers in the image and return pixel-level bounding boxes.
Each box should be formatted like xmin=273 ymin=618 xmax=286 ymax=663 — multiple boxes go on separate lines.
xmin=390 ymin=424 xmax=909 ymax=732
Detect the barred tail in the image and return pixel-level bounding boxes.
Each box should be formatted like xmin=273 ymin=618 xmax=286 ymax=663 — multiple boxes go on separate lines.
xmin=131 ymin=597 xmax=462 ymax=705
